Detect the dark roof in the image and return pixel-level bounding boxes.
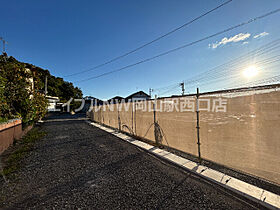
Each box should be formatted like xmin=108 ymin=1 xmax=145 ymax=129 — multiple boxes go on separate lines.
xmin=84 ymin=96 xmax=103 ymax=102
xmin=107 ymin=91 xmax=150 ymax=102
xmin=125 ymin=91 xmax=150 ymax=99
xmin=84 ymin=96 xmax=97 ymax=100
xmin=107 ymin=96 xmax=124 ymax=103
xmin=109 ymin=96 xmax=124 ymax=100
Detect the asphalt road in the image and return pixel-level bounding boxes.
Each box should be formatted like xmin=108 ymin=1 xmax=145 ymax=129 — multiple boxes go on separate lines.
xmin=0 ymin=114 xmax=257 ymax=209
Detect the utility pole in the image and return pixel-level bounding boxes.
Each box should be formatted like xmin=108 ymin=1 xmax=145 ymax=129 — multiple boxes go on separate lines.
xmin=3 ymin=40 xmax=7 ymax=53
xmin=45 ymin=76 xmax=48 ymax=95
xmin=149 ymin=88 xmax=153 ymax=98
xmin=180 ymin=82 xmax=185 ymax=95
xmin=0 ymin=37 xmax=7 ymax=62
xmin=0 ymin=37 xmax=3 ymax=53
xmin=0 ymin=37 xmax=7 ymax=54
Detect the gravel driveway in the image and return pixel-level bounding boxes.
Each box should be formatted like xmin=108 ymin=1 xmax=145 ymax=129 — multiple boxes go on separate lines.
xmin=0 ymin=114 xmax=257 ymax=209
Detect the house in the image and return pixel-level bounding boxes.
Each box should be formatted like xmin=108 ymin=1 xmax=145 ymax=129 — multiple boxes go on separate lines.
xmin=125 ymin=91 xmax=151 ymax=102
xmin=108 ymin=96 xmax=124 ymax=104
xmin=46 ymin=96 xmax=60 ymax=112
xmin=25 ymin=68 xmax=34 ymax=99
xmin=105 ymin=91 xmax=150 ymax=104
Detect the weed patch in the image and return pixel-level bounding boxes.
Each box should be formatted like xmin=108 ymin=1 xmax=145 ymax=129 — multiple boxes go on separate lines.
xmin=0 ymin=127 xmax=46 ymax=177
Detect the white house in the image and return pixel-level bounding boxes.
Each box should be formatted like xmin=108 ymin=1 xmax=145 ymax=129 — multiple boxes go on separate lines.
xmin=46 ymin=96 xmax=60 ymax=112
xmin=125 ymin=91 xmax=151 ymax=102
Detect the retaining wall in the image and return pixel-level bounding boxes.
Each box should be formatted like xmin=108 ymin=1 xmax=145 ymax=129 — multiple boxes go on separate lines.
xmin=0 ymin=119 xmax=31 ymax=154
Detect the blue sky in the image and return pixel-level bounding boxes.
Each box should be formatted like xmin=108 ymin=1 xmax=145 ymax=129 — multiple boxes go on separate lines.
xmin=1 ymin=0 xmax=280 ymax=99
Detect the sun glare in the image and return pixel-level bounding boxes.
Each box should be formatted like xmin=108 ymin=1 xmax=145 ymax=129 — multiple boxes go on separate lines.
xmin=243 ymin=65 xmax=259 ymax=78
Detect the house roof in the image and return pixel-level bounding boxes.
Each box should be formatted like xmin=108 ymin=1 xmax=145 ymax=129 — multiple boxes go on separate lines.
xmin=84 ymin=96 xmax=100 ymax=100
xmin=125 ymin=91 xmax=150 ymax=99
xmin=109 ymin=96 xmax=124 ymax=100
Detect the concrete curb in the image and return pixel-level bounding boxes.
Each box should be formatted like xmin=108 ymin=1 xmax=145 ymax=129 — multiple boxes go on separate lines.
xmin=87 ymin=121 xmax=280 ymax=209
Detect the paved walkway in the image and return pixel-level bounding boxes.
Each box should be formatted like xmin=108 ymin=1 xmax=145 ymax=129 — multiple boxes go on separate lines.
xmin=0 ymin=114 xmax=256 ymax=209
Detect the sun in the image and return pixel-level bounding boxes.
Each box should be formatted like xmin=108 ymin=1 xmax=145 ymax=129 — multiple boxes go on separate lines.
xmin=243 ymin=65 xmax=259 ymax=78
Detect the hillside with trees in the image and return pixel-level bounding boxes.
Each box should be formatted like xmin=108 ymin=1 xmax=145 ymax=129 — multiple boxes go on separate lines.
xmin=0 ymin=53 xmax=83 ymax=124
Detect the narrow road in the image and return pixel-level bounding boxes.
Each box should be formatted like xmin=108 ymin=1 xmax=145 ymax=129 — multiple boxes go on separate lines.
xmin=1 ymin=114 xmax=256 ymax=209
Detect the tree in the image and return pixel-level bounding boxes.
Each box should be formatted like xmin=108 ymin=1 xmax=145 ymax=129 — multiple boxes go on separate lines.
xmin=0 ymin=59 xmax=34 ymax=123
xmin=0 ymin=54 xmax=83 ymax=123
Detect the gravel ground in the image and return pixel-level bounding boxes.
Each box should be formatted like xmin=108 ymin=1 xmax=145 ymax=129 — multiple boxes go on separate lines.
xmin=0 ymin=114 xmax=259 ymax=209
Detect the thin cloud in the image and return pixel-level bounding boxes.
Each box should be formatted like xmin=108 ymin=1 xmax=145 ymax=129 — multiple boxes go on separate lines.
xmin=253 ymin=32 xmax=269 ymax=39
xmin=209 ymin=33 xmax=251 ymax=49
xmin=242 ymin=41 xmax=249 ymax=45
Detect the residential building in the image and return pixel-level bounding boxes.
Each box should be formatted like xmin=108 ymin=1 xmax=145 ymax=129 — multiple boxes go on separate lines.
xmin=125 ymin=91 xmax=151 ymax=102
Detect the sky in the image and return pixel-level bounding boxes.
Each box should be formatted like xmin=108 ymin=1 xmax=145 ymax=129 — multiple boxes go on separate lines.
xmin=1 ymin=0 xmax=280 ymax=100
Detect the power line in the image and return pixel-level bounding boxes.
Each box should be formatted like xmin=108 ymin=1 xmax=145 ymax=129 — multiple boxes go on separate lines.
xmin=155 ymin=51 xmax=280 ymax=95
xmin=189 ymin=56 xmax=280 ymax=85
xmin=185 ymin=51 xmax=280 ymax=85
xmin=228 ymin=74 xmax=280 ymax=90
xmin=154 ymin=83 xmax=182 ymax=97
xmin=183 ymin=40 xmax=280 ymax=84
xmin=64 ymin=0 xmax=233 ymax=77
xmin=159 ymin=61 xmax=280 ymax=96
xmin=153 ymin=83 xmax=180 ymax=92
xmin=226 ymin=64 xmax=280 ymax=89
xmin=185 ymin=59 xmax=280 ymax=94
xmin=153 ymin=39 xmax=280 ymax=93
xmin=74 ymin=8 xmax=280 ymax=83
xmin=184 ymin=58 xmax=280 ymax=91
